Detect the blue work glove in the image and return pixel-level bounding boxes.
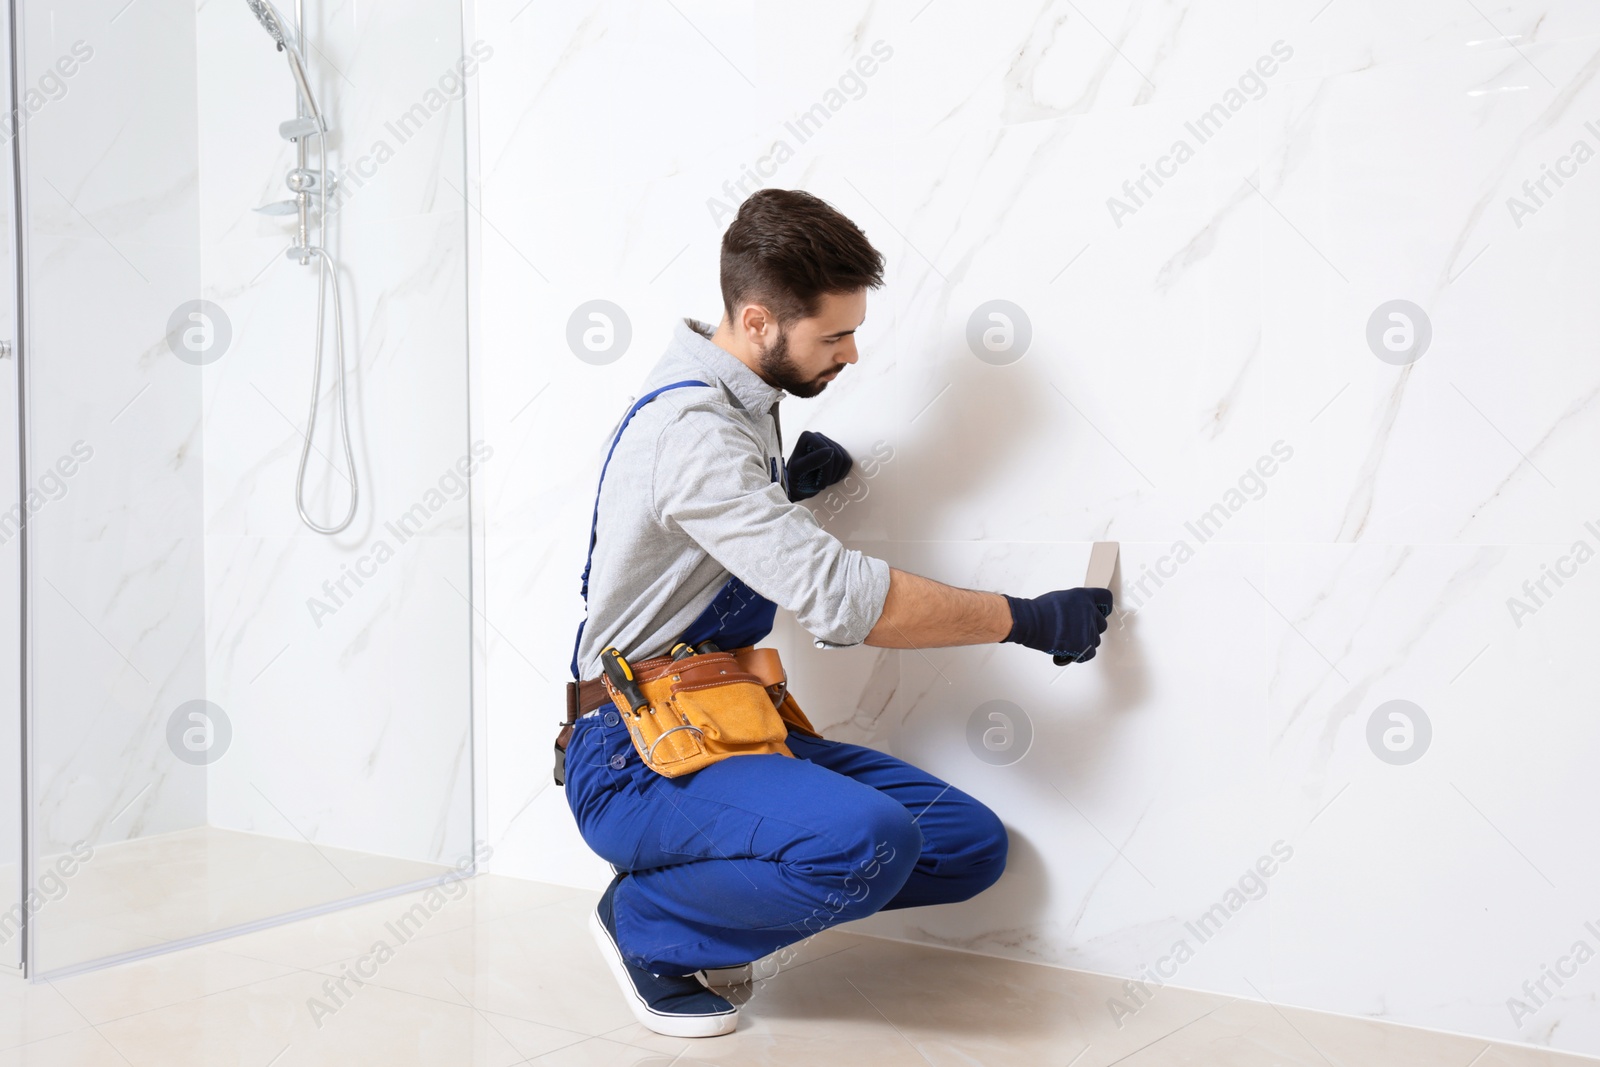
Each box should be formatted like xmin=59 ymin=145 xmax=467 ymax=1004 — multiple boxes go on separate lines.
xmin=1002 ymin=588 xmax=1114 ymax=663
xmin=785 ymin=430 xmax=853 ymax=502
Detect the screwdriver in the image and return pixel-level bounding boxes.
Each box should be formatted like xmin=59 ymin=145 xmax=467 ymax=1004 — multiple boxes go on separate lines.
xmin=668 ymin=640 xmax=718 ymax=661
xmin=600 ymin=647 xmax=651 ymax=717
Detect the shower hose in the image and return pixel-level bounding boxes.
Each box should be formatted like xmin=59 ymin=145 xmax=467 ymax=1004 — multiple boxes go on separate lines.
xmin=292 ymin=124 xmax=357 ymax=535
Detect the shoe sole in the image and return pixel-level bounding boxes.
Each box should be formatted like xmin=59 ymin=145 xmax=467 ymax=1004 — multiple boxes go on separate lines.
xmin=696 ymin=963 xmax=754 ymax=989
xmin=588 ymin=907 xmax=739 ymax=1038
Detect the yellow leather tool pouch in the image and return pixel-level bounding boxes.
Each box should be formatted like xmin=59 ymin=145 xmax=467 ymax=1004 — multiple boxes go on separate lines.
xmin=600 ymin=646 xmax=819 ymax=778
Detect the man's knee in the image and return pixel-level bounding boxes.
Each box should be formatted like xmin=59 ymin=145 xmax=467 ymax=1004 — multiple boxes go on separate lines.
xmin=828 ymin=800 xmax=922 ymax=919
xmin=959 ymin=805 xmax=1008 ymax=896
xmin=934 ymin=802 xmax=1007 ymax=903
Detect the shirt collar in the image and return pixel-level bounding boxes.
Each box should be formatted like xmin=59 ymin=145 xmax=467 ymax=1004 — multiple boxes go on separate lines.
xmin=674 ymin=317 xmax=784 ymax=415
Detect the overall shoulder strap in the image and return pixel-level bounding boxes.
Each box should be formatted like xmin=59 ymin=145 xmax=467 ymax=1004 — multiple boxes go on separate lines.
xmin=571 ymin=378 xmax=709 ymax=679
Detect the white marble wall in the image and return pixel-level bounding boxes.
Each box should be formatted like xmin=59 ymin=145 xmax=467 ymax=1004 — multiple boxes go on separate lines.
xmin=194 ymin=0 xmax=474 ymax=863
xmin=473 ymin=0 xmax=1600 ymax=1056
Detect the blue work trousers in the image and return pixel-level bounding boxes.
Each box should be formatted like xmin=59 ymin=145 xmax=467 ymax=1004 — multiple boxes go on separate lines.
xmin=563 ymin=710 xmax=1009 ymax=975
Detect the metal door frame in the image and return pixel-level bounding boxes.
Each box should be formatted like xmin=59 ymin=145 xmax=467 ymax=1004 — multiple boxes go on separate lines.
xmin=5 ymin=0 xmax=30 ymax=979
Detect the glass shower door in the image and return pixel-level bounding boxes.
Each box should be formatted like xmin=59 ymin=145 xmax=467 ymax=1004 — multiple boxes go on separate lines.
xmin=18 ymin=0 xmax=474 ymax=979
xmin=0 ymin=0 xmax=20 ymax=977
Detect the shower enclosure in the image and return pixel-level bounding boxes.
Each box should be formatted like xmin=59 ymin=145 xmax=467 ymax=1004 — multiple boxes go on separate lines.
xmin=2 ymin=0 xmax=476 ymax=978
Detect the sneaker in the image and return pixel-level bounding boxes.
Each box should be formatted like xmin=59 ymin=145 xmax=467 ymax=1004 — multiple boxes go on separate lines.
xmin=695 ymin=962 xmax=754 ymax=989
xmin=589 ymin=872 xmax=739 ymax=1038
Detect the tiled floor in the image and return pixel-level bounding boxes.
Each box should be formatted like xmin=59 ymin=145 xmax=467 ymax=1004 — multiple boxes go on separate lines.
xmin=0 ymin=873 xmax=1592 ymax=1066
xmin=24 ymin=827 xmax=454 ymax=976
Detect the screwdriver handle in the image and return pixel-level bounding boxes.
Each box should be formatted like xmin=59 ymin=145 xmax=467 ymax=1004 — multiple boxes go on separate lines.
xmin=600 ymin=647 xmax=649 ymax=715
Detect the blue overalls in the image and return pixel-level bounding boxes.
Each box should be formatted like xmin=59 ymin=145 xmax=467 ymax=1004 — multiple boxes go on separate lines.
xmin=565 ymin=381 xmax=1009 ymax=976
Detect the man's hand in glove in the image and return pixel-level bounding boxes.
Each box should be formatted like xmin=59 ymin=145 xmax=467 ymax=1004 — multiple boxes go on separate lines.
xmin=1002 ymin=588 xmax=1114 ymax=662
xmin=785 ymin=430 xmax=853 ymax=502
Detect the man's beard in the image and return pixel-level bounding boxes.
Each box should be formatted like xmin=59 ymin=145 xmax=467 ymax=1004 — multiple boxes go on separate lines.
xmin=758 ymin=326 xmax=835 ymax=398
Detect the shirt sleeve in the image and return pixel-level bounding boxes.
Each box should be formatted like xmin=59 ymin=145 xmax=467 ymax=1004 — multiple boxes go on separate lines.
xmin=650 ymin=403 xmax=890 ymax=645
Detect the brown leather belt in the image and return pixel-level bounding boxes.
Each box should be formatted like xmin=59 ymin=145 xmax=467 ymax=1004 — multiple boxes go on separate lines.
xmin=570 ymin=677 xmax=613 ymax=717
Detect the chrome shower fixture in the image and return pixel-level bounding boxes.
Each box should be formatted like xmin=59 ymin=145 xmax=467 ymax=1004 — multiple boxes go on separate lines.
xmin=245 ymin=0 xmax=358 ymax=536
xmin=244 ymin=0 xmax=292 ymax=48
xmin=247 ymin=0 xmax=330 ymax=247
xmin=245 ymin=0 xmax=323 ymax=124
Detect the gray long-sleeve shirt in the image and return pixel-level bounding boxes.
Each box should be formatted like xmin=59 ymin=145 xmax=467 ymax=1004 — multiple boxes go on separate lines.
xmin=572 ymin=317 xmax=891 ymax=681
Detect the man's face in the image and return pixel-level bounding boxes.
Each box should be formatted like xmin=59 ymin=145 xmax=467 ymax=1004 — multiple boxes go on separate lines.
xmin=755 ymin=289 xmax=866 ymax=399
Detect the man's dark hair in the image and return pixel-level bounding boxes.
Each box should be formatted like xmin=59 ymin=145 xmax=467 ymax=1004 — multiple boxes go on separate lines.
xmin=720 ymin=189 xmax=885 ymax=326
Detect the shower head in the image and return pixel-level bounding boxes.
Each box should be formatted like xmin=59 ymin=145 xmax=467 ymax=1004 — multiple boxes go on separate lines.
xmin=245 ymin=0 xmax=299 ymax=54
xmin=244 ymin=0 xmax=325 ymax=129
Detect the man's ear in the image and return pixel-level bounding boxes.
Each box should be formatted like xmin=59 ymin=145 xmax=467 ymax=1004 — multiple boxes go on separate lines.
xmin=739 ymin=301 xmax=776 ymax=343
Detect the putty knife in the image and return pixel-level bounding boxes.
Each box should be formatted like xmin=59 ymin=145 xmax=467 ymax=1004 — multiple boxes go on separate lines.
xmin=1054 ymin=541 xmax=1119 ymax=666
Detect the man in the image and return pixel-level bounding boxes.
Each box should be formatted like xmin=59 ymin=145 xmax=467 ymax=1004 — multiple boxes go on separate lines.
xmin=563 ymin=188 xmax=1112 ymax=1038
